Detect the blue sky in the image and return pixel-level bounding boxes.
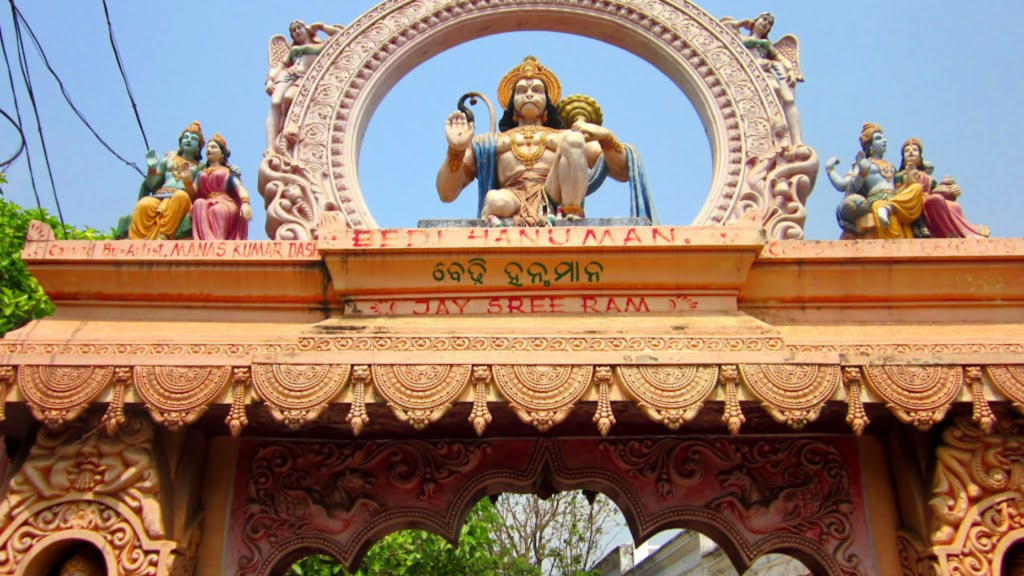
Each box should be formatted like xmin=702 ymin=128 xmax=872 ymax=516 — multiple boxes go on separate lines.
xmin=1 ymin=1 xmax=1021 ymax=240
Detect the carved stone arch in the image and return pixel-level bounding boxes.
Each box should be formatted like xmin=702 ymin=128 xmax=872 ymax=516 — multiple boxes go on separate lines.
xmin=20 ymin=534 xmax=116 ymax=576
xmin=933 ymin=494 xmax=1024 ymax=575
xmin=259 ymin=538 xmax=347 ymax=576
xmin=270 ymin=0 xmax=808 ymax=238
xmin=0 ymin=496 xmax=176 ymax=576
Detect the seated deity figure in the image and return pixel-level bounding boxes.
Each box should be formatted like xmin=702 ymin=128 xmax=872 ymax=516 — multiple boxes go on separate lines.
xmin=721 ymin=12 xmax=804 ymax=146
xmin=265 ymin=21 xmax=341 ymax=150
xmin=436 ymin=56 xmax=654 ymax=226
xmin=128 ymin=121 xmax=204 ymax=240
xmin=826 ymin=123 xmax=925 ymax=239
xmin=181 ymin=133 xmax=252 ymax=240
xmin=897 ymin=138 xmax=989 ymax=239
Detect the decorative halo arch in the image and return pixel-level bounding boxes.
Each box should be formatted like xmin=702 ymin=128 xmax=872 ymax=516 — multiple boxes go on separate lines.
xmin=271 ymin=0 xmax=813 ymax=238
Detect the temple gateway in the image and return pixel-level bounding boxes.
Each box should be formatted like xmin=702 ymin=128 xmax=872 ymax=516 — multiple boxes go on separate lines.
xmin=1 ymin=1 xmax=1020 ymax=575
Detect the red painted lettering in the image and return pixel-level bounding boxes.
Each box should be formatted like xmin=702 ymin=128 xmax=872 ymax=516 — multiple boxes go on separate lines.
xmin=379 ymin=230 xmax=398 ymax=248
xmin=624 ymin=297 xmax=650 ymax=312
xmin=451 ymin=299 xmax=469 ymax=314
xmin=549 ymin=297 xmax=565 ymax=313
xmin=518 ymin=228 xmax=540 ymax=245
xmin=605 ymin=298 xmax=622 ymax=312
xmin=434 ymin=300 xmax=451 ymax=315
xmin=548 ymin=229 xmax=571 ymax=245
xmin=582 ymin=228 xmax=614 ymax=245
xmin=487 ymin=298 xmax=502 ymax=314
xmin=412 ymin=300 xmax=430 ymax=315
xmin=406 ymin=229 xmax=431 ymax=247
xmin=581 ymin=296 xmax=598 ymax=313
xmin=623 ymin=228 xmax=641 ymax=245
xmin=466 ymin=228 xmax=488 ymax=243
xmin=352 ymin=230 xmax=373 ymax=247
xmin=529 ymin=296 xmax=547 ymax=313
xmin=507 ymin=297 xmax=524 ymax=313
xmin=652 ymin=227 xmax=675 ymax=244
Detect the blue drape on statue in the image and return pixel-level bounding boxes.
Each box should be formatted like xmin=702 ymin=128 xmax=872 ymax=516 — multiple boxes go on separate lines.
xmin=472 ymin=135 xmax=658 ymax=224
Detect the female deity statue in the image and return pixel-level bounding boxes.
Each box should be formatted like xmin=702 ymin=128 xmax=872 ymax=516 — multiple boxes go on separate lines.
xmin=721 ymin=13 xmax=804 ymax=146
xmin=897 ymin=138 xmax=989 ymax=238
xmin=436 ymin=56 xmax=654 ymax=226
xmin=128 ymin=121 xmax=203 ymax=240
xmin=826 ymin=123 xmax=925 ymax=239
xmin=181 ymin=134 xmax=252 ymax=240
xmin=264 ymin=21 xmax=342 ymax=150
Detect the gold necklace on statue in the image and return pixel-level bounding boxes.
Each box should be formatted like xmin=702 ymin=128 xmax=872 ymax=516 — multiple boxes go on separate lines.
xmin=870 ymin=158 xmax=895 ymax=181
xmin=509 ymin=126 xmax=553 ymax=169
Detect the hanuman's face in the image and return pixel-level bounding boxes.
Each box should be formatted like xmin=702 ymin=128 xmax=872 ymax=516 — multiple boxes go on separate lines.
xmin=513 ymin=78 xmax=546 ymax=121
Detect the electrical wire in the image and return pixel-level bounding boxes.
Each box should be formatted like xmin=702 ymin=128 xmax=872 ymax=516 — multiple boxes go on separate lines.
xmin=11 ymin=2 xmax=144 ymax=177
xmin=0 ymin=14 xmax=41 ymax=213
xmin=100 ymin=0 xmax=148 ymax=151
xmin=11 ymin=0 xmax=67 ymax=237
xmin=0 ymin=107 xmax=25 ymax=171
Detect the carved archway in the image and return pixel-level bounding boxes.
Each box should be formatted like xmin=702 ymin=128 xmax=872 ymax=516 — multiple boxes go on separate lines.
xmin=261 ymin=0 xmax=816 ymax=239
xmin=227 ymin=437 xmax=871 ymax=575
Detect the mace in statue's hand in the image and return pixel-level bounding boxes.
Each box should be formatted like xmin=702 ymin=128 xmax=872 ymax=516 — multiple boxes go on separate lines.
xmin=445 ymin=111 xmax=475 ymax=152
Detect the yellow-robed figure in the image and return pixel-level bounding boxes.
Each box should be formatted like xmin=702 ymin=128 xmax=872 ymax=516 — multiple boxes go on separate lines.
xmin=128 ymin=121 xmax=204 ymax=240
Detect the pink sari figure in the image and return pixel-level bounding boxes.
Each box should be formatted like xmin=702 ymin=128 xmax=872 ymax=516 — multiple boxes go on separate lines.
xmin=923 ymin=178 xmax=990 ymax=238
xmin=184 ymin=134 xmax=252 ymax=240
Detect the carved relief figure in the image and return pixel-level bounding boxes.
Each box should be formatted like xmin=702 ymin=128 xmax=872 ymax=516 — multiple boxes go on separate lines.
xmin=0 ymin=416 xmax=164 ymax=539
xmin=826 ymin=123 xmax=925 ymax=239
xmin=127 ymin=121 xmax=204 ymax=240
xmin=897 ymin=138 xmax=989 ymax=238
xmin=721 ymin=12 xmax=804 ymax=146
xmin=436 ymin=56 xmax=654 ymax=226
xmin=265 ymin=21 xmax=341 ymax=151
xmin=182 ymin=133 xmax=252 ymax=240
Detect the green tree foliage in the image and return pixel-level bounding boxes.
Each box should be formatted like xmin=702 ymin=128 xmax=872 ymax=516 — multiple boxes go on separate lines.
xmin=286 ymin=498 xmax=506 ymax=576
xmin=286 ymin=493 xmax=617 ymax=576
xmin=0 ymin=189 xmax=112 ymax=335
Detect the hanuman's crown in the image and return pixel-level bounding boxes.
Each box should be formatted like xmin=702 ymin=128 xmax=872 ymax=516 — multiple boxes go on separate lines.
xmin=859 ymin=122 xmax=883 ymax=150
xmin=498 ymin=55 xmax=562 ymax=107
xmin=180 ymin=120 xmax=205 ymax=148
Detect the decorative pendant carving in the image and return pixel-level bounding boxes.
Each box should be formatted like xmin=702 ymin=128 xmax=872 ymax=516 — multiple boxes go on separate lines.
xmin=863 ymin=365 xmax=962 ymax=431
xmin=372 ymin=365 xmax=471 ymax=430
xmin=987 ymin=365 xmax=1024 ymax=413
xmin=101 ymin=367 xmax=131 ymax=436
xmin=469 ymin=366 xmax=492 ymax=437
xmin=617 ymin=365 xmax=716 ymax=430
xmin=965 ymin=366 xmax=995 ymax=434
xmin=842 ymin=367 xmax=870 ymax=436
xmin=18 ymin=366 xmax=114 ymax=428
xmin=227 ymin=367 xmax=250 ymax=438
xmin=347 ymin=365 xmax=371 ymax=436
xmin=0 ymin=366 xmax=12 ymax=424
xmin=740 ymin=364 xmax=839 ymax=429
xmin=252 ymin=364 xmax=350 ymax=429
xmin=492 ymin=365 xmax=593 ymax=432
xmin=134 ymin=366 xmax=230 ymax=430
xmin=720 ymin=365 xmax=744 ymax=436
xmin=593 ymin=367 xmax=615 ymax=437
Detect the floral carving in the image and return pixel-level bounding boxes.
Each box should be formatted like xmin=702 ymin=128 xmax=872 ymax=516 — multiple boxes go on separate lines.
xmin=252 ymin=364 xmax=350 ymax=429
xmin=617 ymin=365 xmax=717 ymax=430
xmin=468 ymin=366 xmax=492 ymax=437
xmin=600 ymin=437 xmax=861 ymax=576
xmin=863 ymin=365 xmax=962 ymax=431
xmin=0 ymin=414 xmax=165 ymax=540
xmin=347 ymin=365 xmax=371 ymax=436
xmin=842 ymin=367 xmax=870 ymax=436
xmin=234 ymin=439 xmax=490 ymax=576
xmin=300 ymin=336 xmax=785 ymax=353
xmin=134 ymin=366 xmax=231 ymax=430
xmin=740 ymin=364 xmax=839 ymax=429
xmin=372 ymin=365 xmax=471 ymax=430
xmin=18 ymin=366 xmax=114 ymax=428
xmin=987 ymin=365 xmax=1024 ymax=414
xmin=492 ymin=365 xmax=593 ymax=432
